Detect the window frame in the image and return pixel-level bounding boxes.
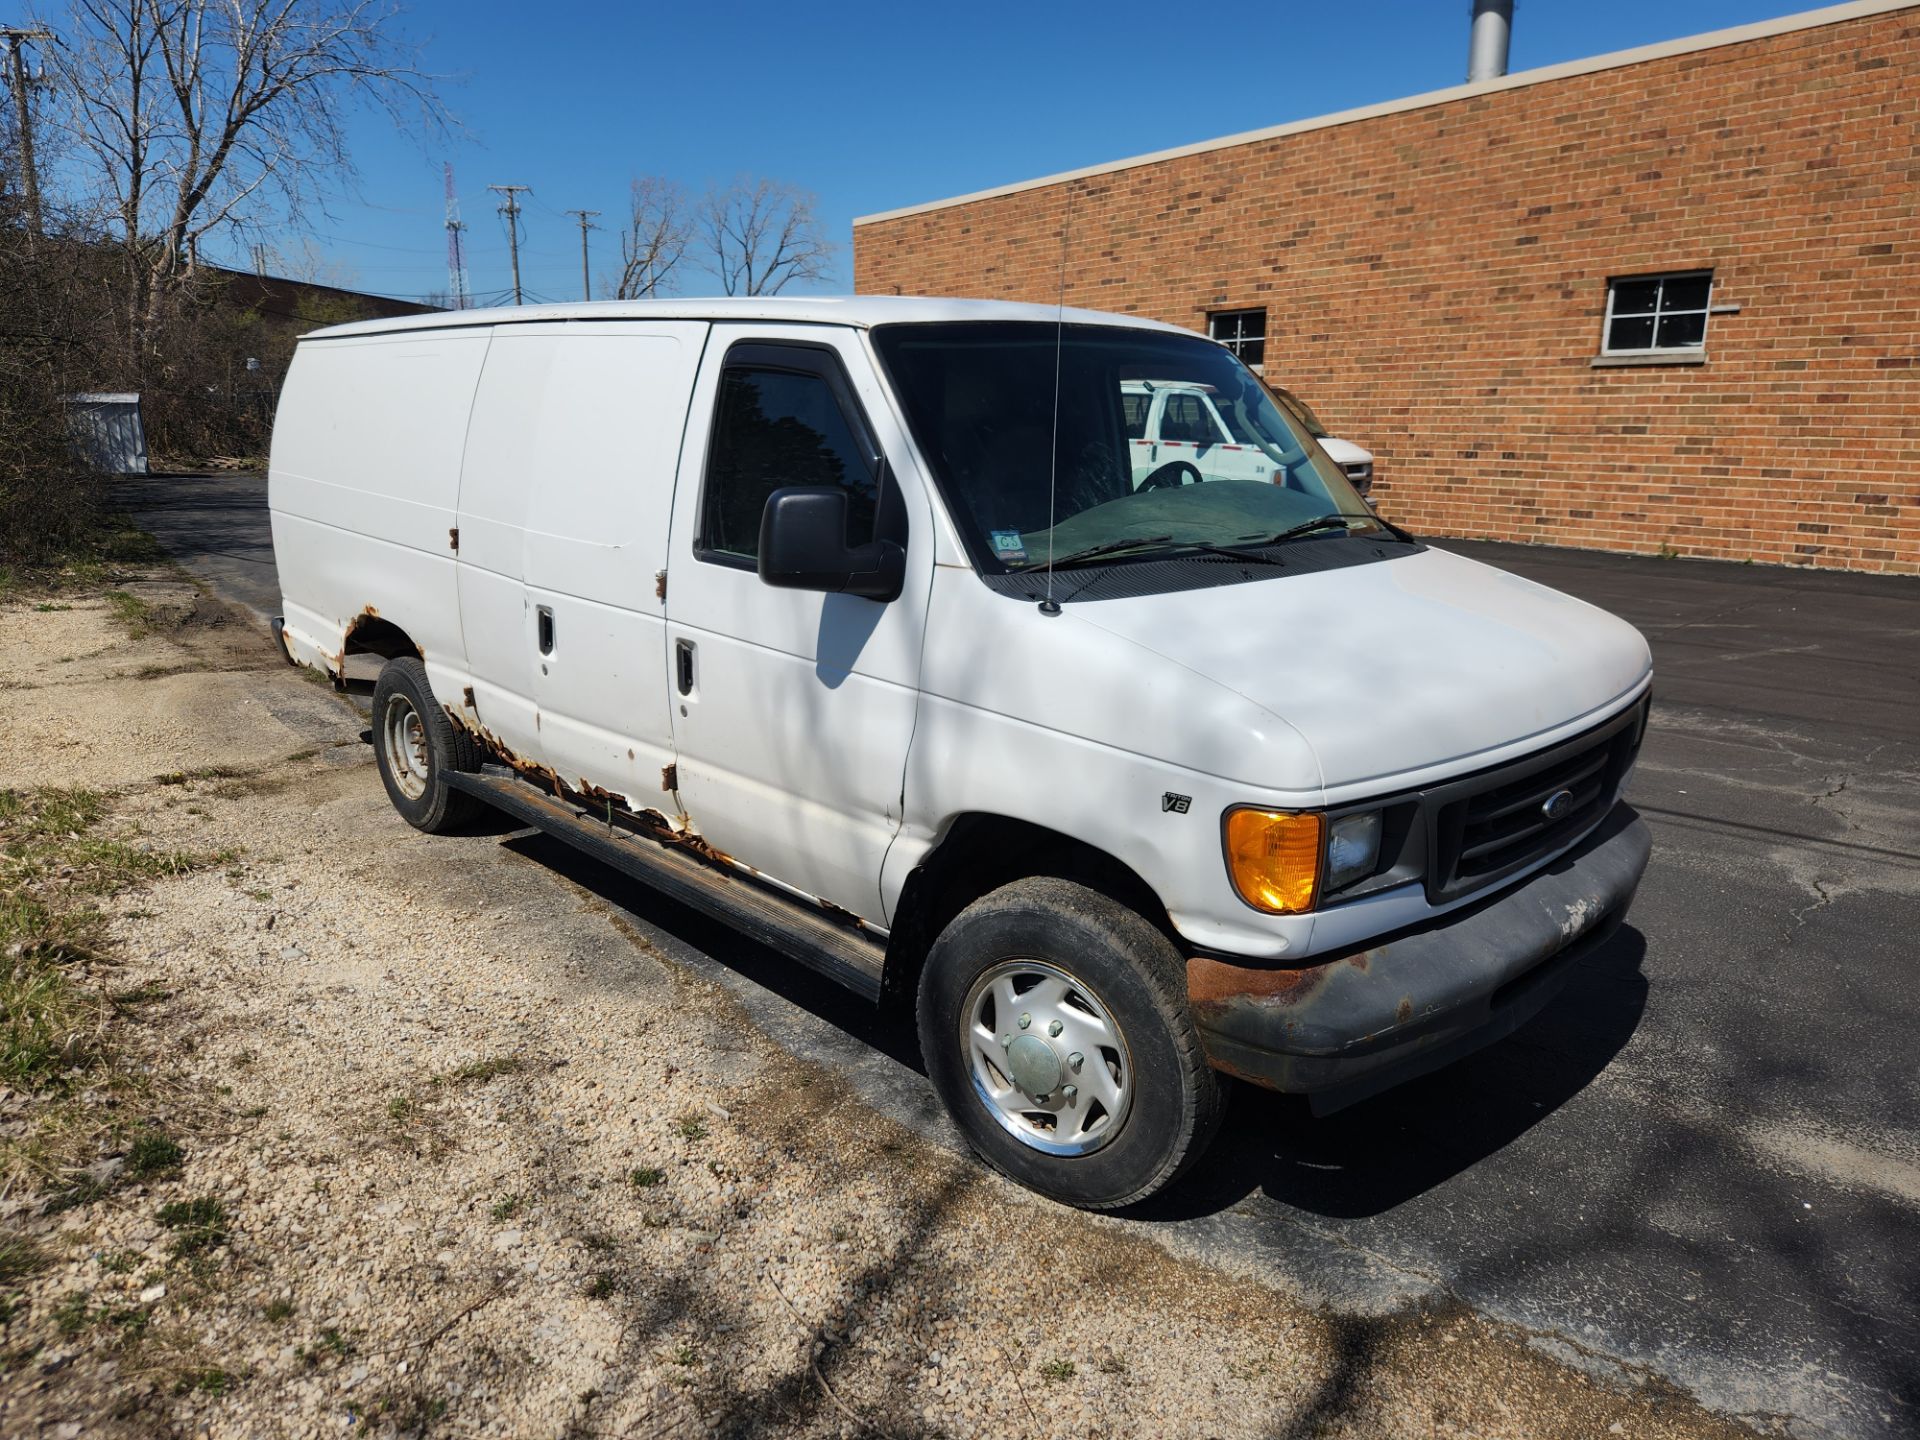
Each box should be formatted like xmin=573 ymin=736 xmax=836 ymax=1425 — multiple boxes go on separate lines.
xmin=1600 ymin=270 xmax=1714 ymax=357
xmin=693 ymin=339 xmax=892 ymax=572
xmin=1208 ymin=307 xmax=1268 ymax=370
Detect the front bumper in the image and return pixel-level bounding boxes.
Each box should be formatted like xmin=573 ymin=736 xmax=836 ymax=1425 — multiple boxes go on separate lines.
xmin=1187 ymin=804 xmax=1651 ymax=1114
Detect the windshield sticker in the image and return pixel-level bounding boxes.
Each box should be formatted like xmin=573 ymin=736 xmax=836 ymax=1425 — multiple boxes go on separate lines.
xmin=989 ymin=530 xmax=1029 ymax=563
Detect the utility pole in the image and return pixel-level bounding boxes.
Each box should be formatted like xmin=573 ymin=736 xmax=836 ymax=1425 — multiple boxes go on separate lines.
xmin=1 ymin=26 xmax=53 ymax=240
xmin=565 ymin=208 xmax=599 ymax=301
xmin=487 ymin=183 xmax=532 ymax=305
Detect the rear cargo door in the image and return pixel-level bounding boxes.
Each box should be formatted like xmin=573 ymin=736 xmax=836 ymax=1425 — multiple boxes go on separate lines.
xmin=456 ymin=320 xmax=708 ymax=803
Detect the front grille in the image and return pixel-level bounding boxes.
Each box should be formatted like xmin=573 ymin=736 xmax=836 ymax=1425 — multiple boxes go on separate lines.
xmin=1426 ymin=699 xmax=1645 ymax=904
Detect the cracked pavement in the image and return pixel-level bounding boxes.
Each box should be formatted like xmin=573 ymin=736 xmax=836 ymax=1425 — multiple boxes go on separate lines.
xmin=126 ymin=478 xmax=1920 ymax=1439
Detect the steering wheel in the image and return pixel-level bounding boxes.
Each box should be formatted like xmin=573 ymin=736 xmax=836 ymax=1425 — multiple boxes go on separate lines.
xmin=1139 ymin=460 xmax=1203 ymax=491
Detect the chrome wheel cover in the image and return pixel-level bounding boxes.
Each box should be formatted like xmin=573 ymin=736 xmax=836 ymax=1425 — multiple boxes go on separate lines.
xmin=961 ymin=958 xmax=1133 ymax=1156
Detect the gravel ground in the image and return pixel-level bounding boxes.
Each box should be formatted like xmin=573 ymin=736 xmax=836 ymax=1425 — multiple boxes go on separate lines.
xmin=0 ymin=581 xmax=1770 ymax=1439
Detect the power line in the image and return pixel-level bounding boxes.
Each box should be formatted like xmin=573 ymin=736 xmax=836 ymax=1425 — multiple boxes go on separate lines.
xmin=487 ymin=183 xmax=532 ymax=305
xmin=564 ymin=209 xmax=600 ymax=302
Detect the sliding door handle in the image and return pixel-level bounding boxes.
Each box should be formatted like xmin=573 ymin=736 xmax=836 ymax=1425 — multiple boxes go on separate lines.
xmin=536 ymin=605 xmax=555 ymax=655
xmin=675 ymin=638 xmax=695 ymax=696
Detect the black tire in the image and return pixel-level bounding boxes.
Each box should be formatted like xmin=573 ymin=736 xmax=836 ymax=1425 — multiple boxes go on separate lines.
xmin=370 ymin=656 xmax=484 ymax=834
xmin=917 ymin=877 xmax=1225 ymax=1209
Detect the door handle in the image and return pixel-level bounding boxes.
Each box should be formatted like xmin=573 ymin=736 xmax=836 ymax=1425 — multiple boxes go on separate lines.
xmin=675 ymin=638 xmax=695 ymax=696
xmin=536 ymin=605 xmax=555 ymax=656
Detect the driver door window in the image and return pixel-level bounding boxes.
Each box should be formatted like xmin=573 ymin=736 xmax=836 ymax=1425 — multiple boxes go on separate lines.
xmin=697 ymin=363 xmax=878 ymax=564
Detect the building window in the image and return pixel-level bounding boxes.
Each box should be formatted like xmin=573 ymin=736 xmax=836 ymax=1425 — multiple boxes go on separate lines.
xmin=1603 ymin=272 xmax=1712 ymax=354
xmin=1209 ymin=308 xmax=1266 ymax=368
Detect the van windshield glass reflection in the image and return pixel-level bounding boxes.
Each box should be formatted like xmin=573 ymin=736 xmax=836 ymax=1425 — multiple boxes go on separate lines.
xmin=872 ymin=323 xmax=1384 ymax=575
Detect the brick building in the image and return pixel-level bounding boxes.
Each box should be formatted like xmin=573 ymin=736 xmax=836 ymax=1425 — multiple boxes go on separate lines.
xmin=853 ymin=1 xmax=1919 ymax=574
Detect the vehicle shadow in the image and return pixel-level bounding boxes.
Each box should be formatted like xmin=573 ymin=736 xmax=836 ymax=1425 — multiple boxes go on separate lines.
xmin=497 ymin=828 xmax=927 ymax=1074
xmin=1145 ymin=925 xmax=1650 ymax=1222
xmin=495 ymin=826 xmax=1649 ymax=1223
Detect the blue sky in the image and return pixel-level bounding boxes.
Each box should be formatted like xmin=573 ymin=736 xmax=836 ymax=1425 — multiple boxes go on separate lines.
xmin=261 ymin=0 xmax=1834 ymax=304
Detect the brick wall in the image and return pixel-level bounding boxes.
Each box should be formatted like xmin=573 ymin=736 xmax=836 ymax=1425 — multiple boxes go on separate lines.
xmin=854 ymin=9 xmax=1920 ymax=574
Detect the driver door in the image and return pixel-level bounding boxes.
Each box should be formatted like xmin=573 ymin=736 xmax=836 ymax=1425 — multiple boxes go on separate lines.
xmin=660 ymin=326 xmax=933 ymax=925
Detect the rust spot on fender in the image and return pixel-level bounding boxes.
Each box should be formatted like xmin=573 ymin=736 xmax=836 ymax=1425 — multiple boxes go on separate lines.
xmin=1187 ymin=953 xmax=1324 ymax=1007
xmin=462 ymin=686 xmax=476 ymax=709
xmin=661 ymin=762 xmax=678 ymax=792
xmin=1395 ymin=996 xmax=1414 ymax=1026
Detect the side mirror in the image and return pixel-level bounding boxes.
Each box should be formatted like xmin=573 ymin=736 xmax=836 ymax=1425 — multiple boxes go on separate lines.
xmin=757 ymin=486 xmax=904 ymax=602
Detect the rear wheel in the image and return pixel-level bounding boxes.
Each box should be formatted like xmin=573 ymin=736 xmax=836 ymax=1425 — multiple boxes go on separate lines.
xmin=917 ymin=877 xmax=1224 ymax=1209
xmin=371 ymin=656 xmax=483 ymax=833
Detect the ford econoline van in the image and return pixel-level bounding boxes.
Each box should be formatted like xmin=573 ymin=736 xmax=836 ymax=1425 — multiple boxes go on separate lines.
xmin=269 ymin=297 xmax=1651 ymax=1209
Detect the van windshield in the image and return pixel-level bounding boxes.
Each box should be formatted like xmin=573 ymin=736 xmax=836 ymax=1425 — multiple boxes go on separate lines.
xmin=872 ymin=322 xmax=1384 ymax=576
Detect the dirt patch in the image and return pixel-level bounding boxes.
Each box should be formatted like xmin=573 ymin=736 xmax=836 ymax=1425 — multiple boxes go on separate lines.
xmin=0 ymin=588 xmax=1770 ymax=1439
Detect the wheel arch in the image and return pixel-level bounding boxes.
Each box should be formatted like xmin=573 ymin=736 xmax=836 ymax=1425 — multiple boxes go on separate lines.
xmin=880 ymin=813 xmax=1176 ymax=1012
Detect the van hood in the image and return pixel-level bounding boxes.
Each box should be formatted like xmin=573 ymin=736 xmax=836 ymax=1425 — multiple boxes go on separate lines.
xmin=1316 ymin=435 xmax=1371 ymax=467
xmin=1071 ymin=543 xmax=1651 ymax=793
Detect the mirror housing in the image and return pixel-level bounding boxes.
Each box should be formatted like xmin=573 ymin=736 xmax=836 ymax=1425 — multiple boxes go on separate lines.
xmin=757 ymin=487 xmax=904 ymax=602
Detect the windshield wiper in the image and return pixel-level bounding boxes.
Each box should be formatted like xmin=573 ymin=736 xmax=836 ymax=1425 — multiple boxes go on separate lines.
xmin=1011 ymin=535 xmax=1174 ymax=572
xmin=1240 ymin=512 xmax=1418 ymax=547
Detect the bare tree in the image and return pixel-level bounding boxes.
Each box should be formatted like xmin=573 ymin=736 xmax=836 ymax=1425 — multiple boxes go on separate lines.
xmin=41 ymin=0 xmax=447 ymax=359
xmin=611 ymin=174 xmax=688 ymax=299
xmin=699 ymin=176 xmax=835 ymax=296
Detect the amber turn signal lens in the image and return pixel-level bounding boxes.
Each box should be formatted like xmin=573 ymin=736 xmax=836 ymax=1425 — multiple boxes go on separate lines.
xmin=1223 ymin=809 xmax=1323 ymax=914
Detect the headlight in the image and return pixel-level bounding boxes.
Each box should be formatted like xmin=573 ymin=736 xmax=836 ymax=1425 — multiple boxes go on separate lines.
xmin=1325 ymin=811 xmax=1383 ymax=892
xmin=1224 ymin=808 xmax=1383 ymax=914
xmin=1223 ymin=809 xmax=1323 ymax=914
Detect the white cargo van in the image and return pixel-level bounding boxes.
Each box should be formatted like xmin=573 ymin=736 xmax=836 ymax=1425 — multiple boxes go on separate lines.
xmin=270 ymin=297 xmax=1651 ymax=1209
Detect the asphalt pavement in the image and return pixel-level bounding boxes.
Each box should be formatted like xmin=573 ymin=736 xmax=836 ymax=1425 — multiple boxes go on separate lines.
xmin=124 ymin=472 xmax=1920 ymax=1439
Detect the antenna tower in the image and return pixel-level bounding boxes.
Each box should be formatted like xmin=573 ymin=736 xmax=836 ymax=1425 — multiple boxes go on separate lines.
xmin=443 ymin=162 xmax=470 ymax=309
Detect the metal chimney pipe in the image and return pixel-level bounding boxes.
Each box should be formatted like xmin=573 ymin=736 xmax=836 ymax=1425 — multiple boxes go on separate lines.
xmin=1468 ymin=0 xmax=1514 ymax=82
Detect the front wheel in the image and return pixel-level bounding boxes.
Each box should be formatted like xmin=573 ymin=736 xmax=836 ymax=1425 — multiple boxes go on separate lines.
xmin=917 ymin=877 xmax=1225 ymax=1209
xmin=371 ymin=656 xmax=484 ymax=833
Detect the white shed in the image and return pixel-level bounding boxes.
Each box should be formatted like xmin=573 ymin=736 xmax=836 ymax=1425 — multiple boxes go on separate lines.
xmin=63 ymin=393 xmax=150 ymax=476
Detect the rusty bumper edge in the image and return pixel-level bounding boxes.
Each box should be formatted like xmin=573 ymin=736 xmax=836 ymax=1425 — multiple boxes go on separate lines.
xmin=1188 ymin=805 xmax=1652 ymax=1114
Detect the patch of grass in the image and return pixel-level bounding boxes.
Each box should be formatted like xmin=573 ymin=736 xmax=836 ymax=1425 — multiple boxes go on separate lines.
xmin=1 ymin=958 xmax=97 ymax=1087
xmin=157 ymin=1195 xmax=229 ymax=1258
xmin=110 ymin=983 xmax=173 ymax=1008
xmin=154 ymin=765 xmax=249 ymax=787
xmin=320 ymin=1325 xmax=352 ymax=1357
xmin=628 ymin=1166 xmax=665 ymax=1189
xmin=586 ymin=1272 xmax=617 ymax=1300
xmin=1 ymin=786 xmax=229 ymax=896
xmin=672 ymin=1343 xmax=697 ymax=1366
xmin=54 ymin=1289 xmax=94 ymax=1335
xmin=385 ymin=1096 xmax=415 ymax=1124
xmin=0 ymin=1232 xmax=44 ymax=1283
xmin=440 ymin=1054 xmax=524 ymax=1085
xmin=102 ymin=589 xmax=154 ymax=637
xmin=673 ymin=1115 xmax=707 ymax=1143
xmin=1038 ymin=1359 xmax=1076 ymax=1382
xmin=126 ymin=1127 xmax=184 ymax=1178
xmin=32 ymin=602 xmax=72 ymax=612
xmin=489 ymin=1195 xmax=521 ymax=1221
xmin=264 ymin=1297 xmax=295 ymax=1323
xmin=100 ymin=1249 xmax=140 ymax=1275
xmin=173 ymin=1366 xmax=232 ymax=1396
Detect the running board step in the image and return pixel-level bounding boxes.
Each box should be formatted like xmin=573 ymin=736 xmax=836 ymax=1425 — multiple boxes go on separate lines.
xmin=443 ymin=768 xmax=886 ymax=1002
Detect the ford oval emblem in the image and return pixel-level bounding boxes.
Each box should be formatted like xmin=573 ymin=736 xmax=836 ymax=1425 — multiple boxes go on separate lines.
xmin=1541 ymin=788 xmax=1576 ymax=822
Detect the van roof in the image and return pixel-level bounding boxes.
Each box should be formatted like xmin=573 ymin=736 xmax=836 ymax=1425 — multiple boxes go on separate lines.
xmin=299 ymin=294 xmax=1199 ymax=342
